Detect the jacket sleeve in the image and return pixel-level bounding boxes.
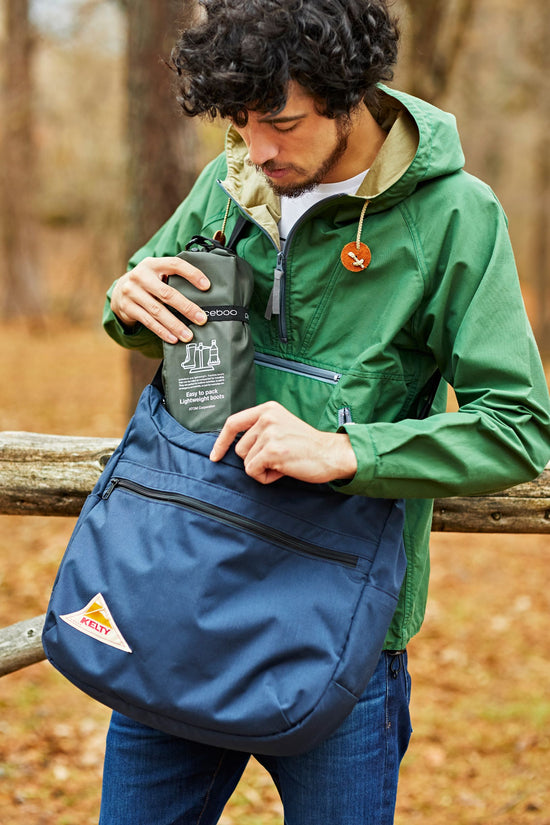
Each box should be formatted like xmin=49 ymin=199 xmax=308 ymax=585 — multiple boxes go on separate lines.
xmin=337 ymin=188 xmax=550 ymax=499
xmin=102 ymin=155 xmax=229 ymax=359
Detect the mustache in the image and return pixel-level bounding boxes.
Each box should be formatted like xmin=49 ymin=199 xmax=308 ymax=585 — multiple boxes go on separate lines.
xmin=246 ymin=158 xmax=304 ymax=175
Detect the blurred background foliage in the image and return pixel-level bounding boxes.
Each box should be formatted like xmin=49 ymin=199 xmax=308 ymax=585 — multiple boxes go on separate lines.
xmin=1 ymin=6 xmax=549 ymax=821
xmin=0 ymin=0 xmax=549 ymax=347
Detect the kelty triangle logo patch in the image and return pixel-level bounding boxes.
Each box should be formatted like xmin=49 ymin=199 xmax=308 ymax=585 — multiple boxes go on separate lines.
xmin=60 ymin=593 xmax=132 ymax=653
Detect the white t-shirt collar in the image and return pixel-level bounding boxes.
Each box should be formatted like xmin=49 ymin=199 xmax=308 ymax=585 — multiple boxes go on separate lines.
xmin=279 ymin=168 xmax=369 ymax=241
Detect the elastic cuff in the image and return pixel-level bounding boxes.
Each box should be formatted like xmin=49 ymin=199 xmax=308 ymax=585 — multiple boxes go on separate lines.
xmin=329 ymin=423 xmax=377 ymax=495
xmin=118 ymin=318 xmax=144 ymax=337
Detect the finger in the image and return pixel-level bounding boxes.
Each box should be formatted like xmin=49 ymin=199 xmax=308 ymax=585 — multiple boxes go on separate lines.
xmin=217 ymin=422 xmax=285 ymax=484
xmin=128 ymin=296 xmax=194 ymax=344
xmin=114 ymin=280 xmax=194 ymax=344
xmin=241 ymin=448 xmax=285 ymax=485
xmin=115 ymin=274 xmax=207 ymax=344
xmin=137 ymin=262 xmax=211 ymax=326
xmin=154 ymin=279 xmax=209 ymax=328
xmin=210 ymin=407 xmax=262 ymax=461
xmin=244 ymin=465 xmax=285 ymax=485
xmin=147 ymin=256 xmax=211 ymax=291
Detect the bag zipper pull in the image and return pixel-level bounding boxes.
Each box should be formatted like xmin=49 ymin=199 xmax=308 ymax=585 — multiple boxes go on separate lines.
xmin=264 ymin=253 xmax=284 ymax=320
xmin=102 ymin=478 xmax=119 ymax=500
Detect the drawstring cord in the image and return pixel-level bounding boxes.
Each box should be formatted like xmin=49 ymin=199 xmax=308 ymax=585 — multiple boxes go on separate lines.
xmin=355 ymin=199 xmax=370 ymax=249
xmin=340 ymin=199 xmax=372 ymax=271
xmin=213 ymin=199 xmax=232 ymax=246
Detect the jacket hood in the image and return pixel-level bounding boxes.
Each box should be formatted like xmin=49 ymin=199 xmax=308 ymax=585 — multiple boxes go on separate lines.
xmin=360 ymin=86 xmax=466 ymax=210
xmin=220 ymin=85 xmax=466 ymax=238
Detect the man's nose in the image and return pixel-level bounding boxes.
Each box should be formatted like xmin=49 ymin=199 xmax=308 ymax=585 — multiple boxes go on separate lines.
xmin=241 ymin=125 xmax=278 ymax=167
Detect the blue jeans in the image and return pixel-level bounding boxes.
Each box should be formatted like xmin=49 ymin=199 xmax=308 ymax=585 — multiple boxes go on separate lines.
xmin=99 ymin=650 xmax=412 ymax=825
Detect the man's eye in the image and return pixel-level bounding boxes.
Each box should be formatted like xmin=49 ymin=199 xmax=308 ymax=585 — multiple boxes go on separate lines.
xmin=272 ymin=123 xmax=298 ymax=133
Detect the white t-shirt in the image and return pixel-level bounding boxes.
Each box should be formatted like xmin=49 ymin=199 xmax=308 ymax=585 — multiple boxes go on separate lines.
xmin=278 ymin=169 xmax=369 ymax=242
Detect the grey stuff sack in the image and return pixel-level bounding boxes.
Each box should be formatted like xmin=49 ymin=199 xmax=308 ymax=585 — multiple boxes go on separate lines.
xmin=162 ymin=236 xmax=256 ymax=433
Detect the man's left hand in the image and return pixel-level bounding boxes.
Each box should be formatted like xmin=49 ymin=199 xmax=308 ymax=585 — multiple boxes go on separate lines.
xmin=210 ymin=401 xmax=357 ymax=485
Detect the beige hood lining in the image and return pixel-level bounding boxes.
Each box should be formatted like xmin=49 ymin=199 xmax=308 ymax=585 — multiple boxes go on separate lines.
xmin=220 ymin=91 xmax=419 ymax=243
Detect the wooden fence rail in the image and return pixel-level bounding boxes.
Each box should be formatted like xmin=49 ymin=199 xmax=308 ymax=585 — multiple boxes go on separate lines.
xmin=1 ymin=430 xmax=549 ymax=678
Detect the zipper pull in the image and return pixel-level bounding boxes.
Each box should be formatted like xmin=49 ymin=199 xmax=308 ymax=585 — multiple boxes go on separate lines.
xmin=338 ymin=407 xmax=353 ymax=427
xmin=102 ymin=478 xmax=119 ymax=500
xmin=265 ymin=253 xmax=284 ymax=320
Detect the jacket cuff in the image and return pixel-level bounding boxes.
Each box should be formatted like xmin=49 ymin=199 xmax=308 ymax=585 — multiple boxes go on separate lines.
xmin=102 ymin=298 xmax=163 ymax=358
xmin=330 ymin=424 xmax=377 ymax=495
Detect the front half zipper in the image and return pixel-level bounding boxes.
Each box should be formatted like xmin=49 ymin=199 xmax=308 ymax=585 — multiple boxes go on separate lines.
xmin=216 ymin=180 xmax=287 ymax=341
xmin=216 ymin=182 xmax=353 ymax=344
xmin=103 ymin=477 xmax=358 ymax=569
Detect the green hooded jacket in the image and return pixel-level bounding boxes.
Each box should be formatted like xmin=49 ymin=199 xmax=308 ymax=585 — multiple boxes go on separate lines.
xmin=103 ymin=86 xmax=550 ymax=649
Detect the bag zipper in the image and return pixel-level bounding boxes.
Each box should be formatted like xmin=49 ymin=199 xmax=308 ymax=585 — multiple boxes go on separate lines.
xmin=102 ymin=477 xmax=358 ymax=569
xmin=254 ymin=352 xmax=342 ymax=385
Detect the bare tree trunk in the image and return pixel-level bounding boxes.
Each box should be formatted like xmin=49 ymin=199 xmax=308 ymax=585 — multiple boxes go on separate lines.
xmin=535 ymin=10 xmax=550 ymax=355
xmin=0 ymin=0 xmax=44 ymax=318
xmin=401 ymin=0 xmax=476 ymax=103
xmin=122 ymin=0 xmax=198 ymax=409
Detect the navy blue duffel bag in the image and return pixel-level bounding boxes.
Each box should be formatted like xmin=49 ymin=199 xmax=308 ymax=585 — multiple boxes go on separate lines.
xmin=42 ymin=380 xmax=407 ymax=756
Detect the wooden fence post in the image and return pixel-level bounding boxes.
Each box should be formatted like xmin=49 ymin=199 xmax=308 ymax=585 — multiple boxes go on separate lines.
xmin=0 ymin=614 xmax=46 ymax=677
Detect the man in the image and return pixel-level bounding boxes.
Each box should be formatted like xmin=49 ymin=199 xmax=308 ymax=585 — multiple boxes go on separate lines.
xmin=100 ymin=1 xmax=550 ymax=822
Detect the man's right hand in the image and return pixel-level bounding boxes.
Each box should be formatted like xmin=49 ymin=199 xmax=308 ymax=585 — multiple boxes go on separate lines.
xmin=110 ymin=256 xmax=211 ymax=344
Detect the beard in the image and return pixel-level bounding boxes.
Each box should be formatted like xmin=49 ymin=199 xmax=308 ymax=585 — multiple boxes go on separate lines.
xmin=254 ymin=117 xmax=352 ymax=198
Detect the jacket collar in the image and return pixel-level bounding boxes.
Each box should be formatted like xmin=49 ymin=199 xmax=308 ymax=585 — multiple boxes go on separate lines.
xmin=218 ymin=86 xmax=421 ymax=243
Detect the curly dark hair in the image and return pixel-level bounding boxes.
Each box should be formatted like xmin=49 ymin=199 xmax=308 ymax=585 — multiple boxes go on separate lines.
xmin=171 ymin=0 xmax=399 ymax=125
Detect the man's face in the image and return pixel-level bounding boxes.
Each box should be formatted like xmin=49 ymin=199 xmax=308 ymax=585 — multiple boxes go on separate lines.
xmin=231 ymin=83 xmax=353 ymax=197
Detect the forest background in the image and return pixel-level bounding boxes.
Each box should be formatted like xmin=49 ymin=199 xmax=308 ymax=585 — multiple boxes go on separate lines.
xmin=0 ymin=1 xmax=549 ymax=823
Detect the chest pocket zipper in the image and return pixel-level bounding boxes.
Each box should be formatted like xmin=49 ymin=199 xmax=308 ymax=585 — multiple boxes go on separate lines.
xmin=254 ymin=352 xmax=352 ymax=426
xmin=254 ymin=352 xmax=342 ymax=385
